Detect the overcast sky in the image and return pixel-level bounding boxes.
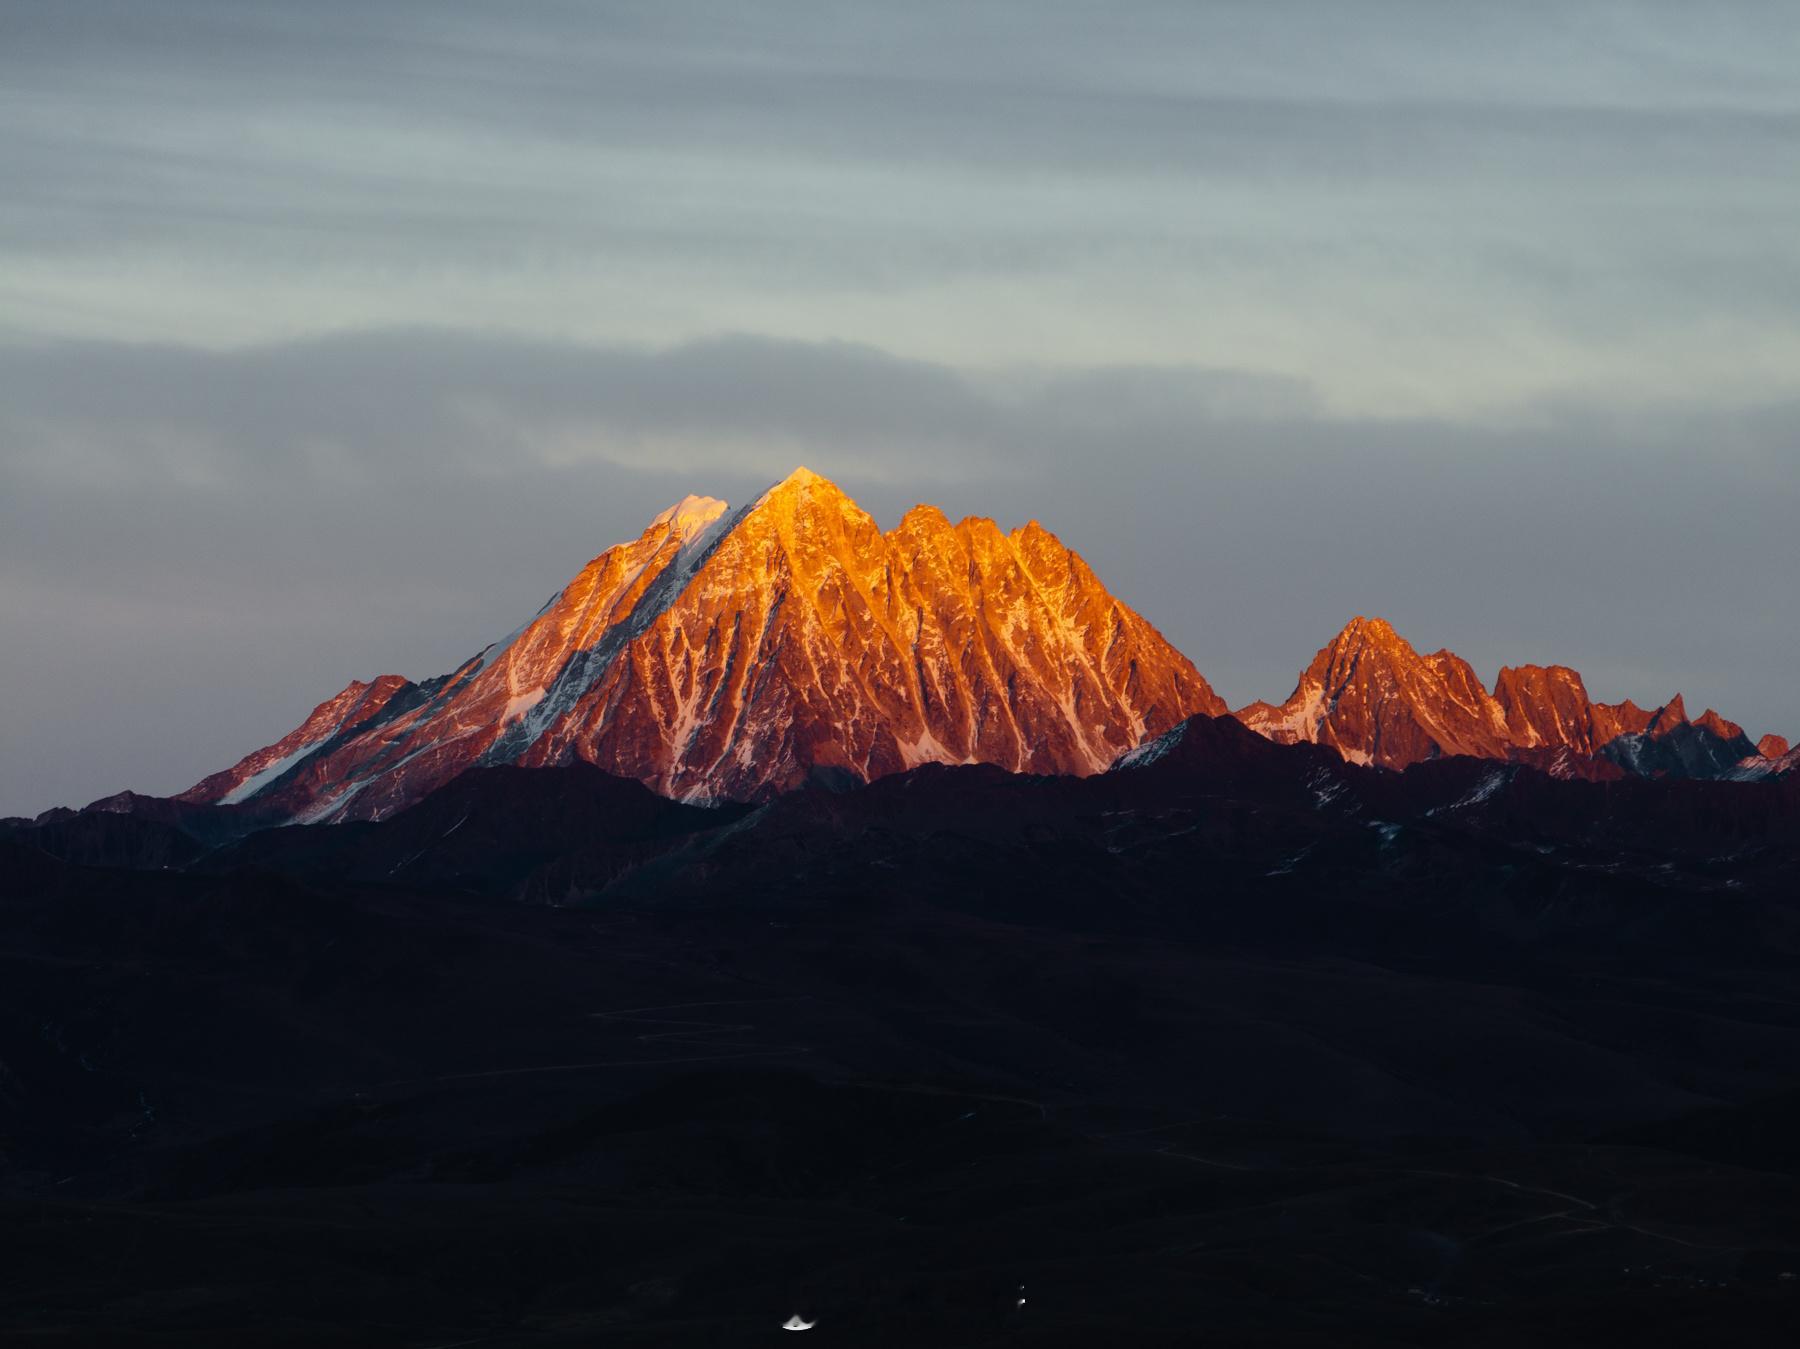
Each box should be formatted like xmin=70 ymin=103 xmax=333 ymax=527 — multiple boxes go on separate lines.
xmin=3 ymin=1 xmax=1797 ymax=815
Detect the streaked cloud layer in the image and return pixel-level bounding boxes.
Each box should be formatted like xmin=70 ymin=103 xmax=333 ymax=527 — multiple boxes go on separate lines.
xmin=9 ymin=1 xmax=1800 ymax=412
xmin=1 ymin=2 xmax=1796 ymax=811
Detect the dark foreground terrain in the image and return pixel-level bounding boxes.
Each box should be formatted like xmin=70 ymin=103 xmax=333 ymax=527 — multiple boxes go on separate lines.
xmin=4 ymin=717 xmax=1800 ymax=1345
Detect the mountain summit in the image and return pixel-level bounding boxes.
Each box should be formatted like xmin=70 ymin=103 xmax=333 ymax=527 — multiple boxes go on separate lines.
xmin=1234 ymin=616 xmax=1512 ymax=767
xmin=183 ymin=469 xmax=1223 ymax=820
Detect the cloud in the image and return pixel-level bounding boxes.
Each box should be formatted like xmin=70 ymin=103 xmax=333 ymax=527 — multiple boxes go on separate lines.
xmin=1 ymin=328 xmax=1794 ymax=816
xmin=4 ymin=3 xmax=1800 ymax=416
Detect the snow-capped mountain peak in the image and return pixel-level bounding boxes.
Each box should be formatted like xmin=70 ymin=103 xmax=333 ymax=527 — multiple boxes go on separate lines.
xmin=183 ymin=470 xmax=1222 ymax=820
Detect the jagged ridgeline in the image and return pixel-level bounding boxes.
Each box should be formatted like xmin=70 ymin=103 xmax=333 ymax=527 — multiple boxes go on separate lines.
xmin=182 ymin=469 xmax=1222 ymax=821
xmin=182 ymin=471 xmax=1792 ymax=825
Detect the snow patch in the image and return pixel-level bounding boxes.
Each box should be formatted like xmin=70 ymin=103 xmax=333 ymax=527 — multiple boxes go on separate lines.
xmin=1726 ymin=757 xmax=1772 ymax=781
xmin=220 ymin=741 xmax=317 ymax=805
xmin=1113 ymin=721 xmax=1185 ymax=770
xmin=897 ymin=726 xmax=966 ymax=769
xmin=502 ymin=687 xmax=545 ymax=723
xmin=1428 ymin=768 xmax=1508 ymax=815
xmin=651 ymin=494 xmax=730 ymax=545
xmin=1244 ymin=683 xmax=1327 ymax=742
xmin=1307 ymin=768 xmax=1348 ymax=810
xmin=1266 ymin=844 xmax=1314 ymax=876
xmin=295 ymin=777 xmax=372 ymax=825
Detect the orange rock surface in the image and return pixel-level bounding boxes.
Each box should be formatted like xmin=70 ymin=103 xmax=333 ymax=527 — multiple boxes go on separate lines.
xmin=185 ymin=469 xmax=1221 ymax=819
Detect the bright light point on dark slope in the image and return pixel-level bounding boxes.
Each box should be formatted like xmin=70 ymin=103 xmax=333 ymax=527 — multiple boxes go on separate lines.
xmin=783 ymin=1313 xmax=816 ymax=1330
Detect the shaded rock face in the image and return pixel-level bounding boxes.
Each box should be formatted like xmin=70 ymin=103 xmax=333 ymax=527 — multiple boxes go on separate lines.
xmin=182 ymin=469 xmax=1223 ymax=820
xmin=1233 ymin=617 xmax=1758 ymax=778
xmin=1601 ymin=693 xmax=1759 ymax=780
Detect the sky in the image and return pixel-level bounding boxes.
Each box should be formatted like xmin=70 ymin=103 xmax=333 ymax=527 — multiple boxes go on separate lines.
xmin=2 ymin=0 xmax=1797 ymax=815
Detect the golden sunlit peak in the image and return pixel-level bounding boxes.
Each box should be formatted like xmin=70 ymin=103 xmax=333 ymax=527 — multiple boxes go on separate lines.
xmin=183 ymin=468 xmax=1225 ymax=817
xmin=773 ymin=465 xmax=829 ymax=491
xmin=750 ymin=466 xmax=856 ymax=514
xmin=895 ymin=502 xmax=953 ymax=532
xmin=649 ymin=495 xmax=730 ymax=544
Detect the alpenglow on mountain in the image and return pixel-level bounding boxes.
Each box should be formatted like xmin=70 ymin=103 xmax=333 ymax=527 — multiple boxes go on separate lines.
xmin=1233 ymin=615 xmax=1768 ymax=780
xmin=183 ymin=470 xmax=1789 ymax=822
xmin=183 ymin=469 xmax=1225 ymax=821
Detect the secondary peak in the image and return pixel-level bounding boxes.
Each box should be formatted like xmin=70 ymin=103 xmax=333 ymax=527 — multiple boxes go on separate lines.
xmin=650 ymin=495 xmax=730 ymax=544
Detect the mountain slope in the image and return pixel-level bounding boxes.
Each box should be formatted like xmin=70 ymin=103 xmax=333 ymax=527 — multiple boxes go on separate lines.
xmin=182 ymin=469 xmax=1222 ymax=819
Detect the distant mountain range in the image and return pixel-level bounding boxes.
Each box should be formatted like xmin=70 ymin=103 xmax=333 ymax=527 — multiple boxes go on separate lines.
xmin=165 ymin=469 xmax=1791 ymax=824
xmin=1236 ymin=614 xmax=1788 ymax=782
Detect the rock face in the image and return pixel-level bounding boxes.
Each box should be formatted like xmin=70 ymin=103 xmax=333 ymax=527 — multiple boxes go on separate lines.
xmin=1235 ymin=617 xmax=1514 ymax=768
xmin=179 ymin=675 xmax=419 ymax=808
xmin=182 ymin=469 xmax=1223 ymax=820
xmin=181 ymin=476 xmax=1774 ymax=816
xmin=1234 ymin=617 xmax=1758 ymax=778
xmin=1493 ymin=663 xmax=1609 ymax=755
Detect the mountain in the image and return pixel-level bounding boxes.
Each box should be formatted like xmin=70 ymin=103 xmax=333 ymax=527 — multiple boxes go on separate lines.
xmin=1234 ymin=616 xmax=1513 ymax=767
xmin=174 ymin=481 xmax=1773 ymax=813
xmin=181 ymin=469 xmax=1222 ymax=821
xmin=1233 ymin=616 xmax=1759 ymax=777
